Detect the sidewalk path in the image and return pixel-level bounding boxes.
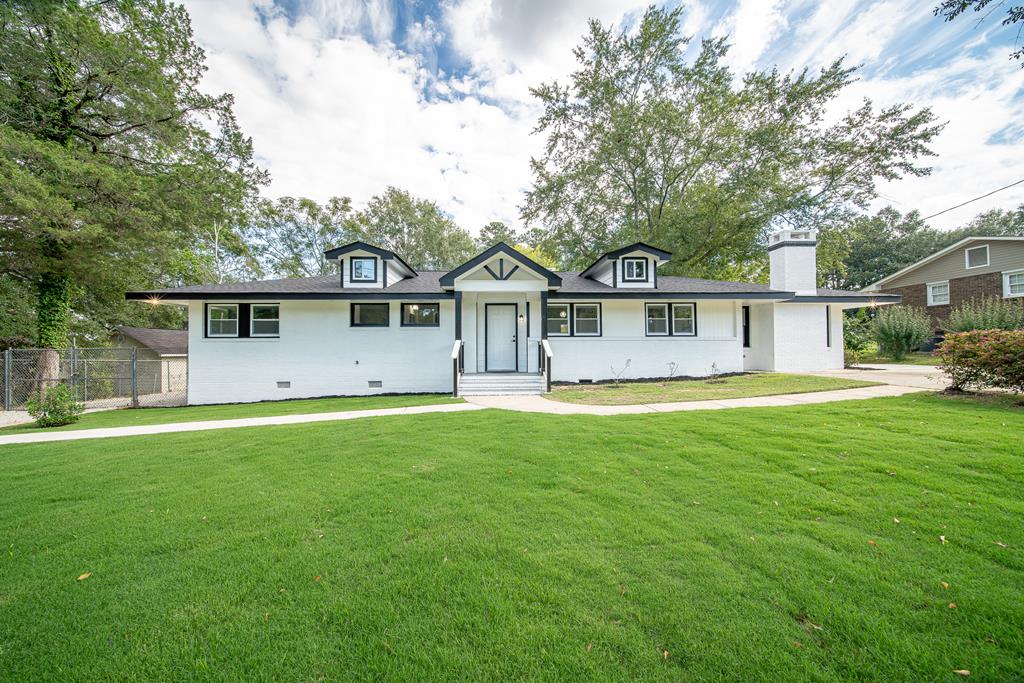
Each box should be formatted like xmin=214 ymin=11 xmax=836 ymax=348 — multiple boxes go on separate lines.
xmin=465 ymin=383 xmax=923 ymax=414
xmin=0 ymin=402 xmax=486 ymax=446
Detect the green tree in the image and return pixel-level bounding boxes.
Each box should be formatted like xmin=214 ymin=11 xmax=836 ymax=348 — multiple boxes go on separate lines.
xmin=476 ymin=221 xmax=520 ymax=250
xmin=522 ymin=6 xmax=942 ymax=277
xmin=0 ymin=0 xmax=266 ymax=349
xmin=248 ymin=197 xmax=354 ymax=278
xmin=935 ymin=1 xmax=1024 ymax=66
xmin=351 ymin=187 xmax=476 ymax=270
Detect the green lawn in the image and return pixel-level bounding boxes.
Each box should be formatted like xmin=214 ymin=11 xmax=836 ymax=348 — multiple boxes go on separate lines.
xmin=858 ymin=350 xmax=939 ymax=366
xmin=551 ymin=372 xmax=879 ymax=405
xmin=0 ymin=393 xmax=461 ymax=434
xmin=1 ymin=394 xmax=1022 ymax=681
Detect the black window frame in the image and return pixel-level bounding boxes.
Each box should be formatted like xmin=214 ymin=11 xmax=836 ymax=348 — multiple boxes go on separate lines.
xmin=622 ymin=257 xmax=649 ymax=282
xmin=400 ymin=302 xmax=440 ymax=327
xmin=546 ymin=303 xmax=571 ymax=336
xmin=646 ymin=302 xmax=698 ymax=337
xmin=349 ymin=256 xmax=379 ymax=283
xmin=249 ymin=303 xmax=281 ymax=338
xmin=572 ymin=303 xmax=602 ymax=337
xmin=825 ymin=306 xmax=831 ymax=348
xmin=742 ymin=305 xmax=751 ymax=348
xmin=670 ymin=303 xmax=697 ymax=336
xmin=205 ymin=303 xmax=240 ymax=338
xmin=350 ymin=302 xmax=390 ymax=327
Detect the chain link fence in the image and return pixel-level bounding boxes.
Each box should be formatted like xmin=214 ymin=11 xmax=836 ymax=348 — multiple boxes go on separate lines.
xmin=1 ymin=347 xmax=187 ymax=411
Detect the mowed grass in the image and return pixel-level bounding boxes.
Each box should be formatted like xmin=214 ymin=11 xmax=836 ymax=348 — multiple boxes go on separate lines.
xmin=551 ymin=372 xmax=879 ymax=405
xmin=1 ymin=394 xmax=1023 ymax=681
xmin=0 ymin=393 xmax=460 ymax=434
xmin=859 ymin=350 xmax=939 ymax=366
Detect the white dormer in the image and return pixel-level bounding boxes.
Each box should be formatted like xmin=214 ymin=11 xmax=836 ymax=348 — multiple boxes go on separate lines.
xmin=579 ymin=243 xmax=671 ymax=289
xmin=323 ymin=241 xmax=417 ymax=289
xmin=768 ymin=229 xmax=817 ymax=295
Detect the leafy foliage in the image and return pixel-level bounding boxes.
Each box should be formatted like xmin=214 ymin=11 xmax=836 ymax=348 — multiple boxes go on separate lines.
xmin=937 ymin=329 xmax=1024 ymax=393
xmin=935 ymin=1 xmax=1024 ymax=66
xmin=946 ymin=296 xmax=1024 ymax=332
xmin=350 ymin=187 xmax=476 ymax=270
xmin=26 ymin=384 xmax=83 ymax=427
xmin=0 ymin=0 xmax=266 ymax=346
xmin=522 ymin=6 xmax=941 ymax=276
xmin=248 ymin=197 xmax=354 ymax=278
xmin=871 ymin=306 xmax=933 ymax=360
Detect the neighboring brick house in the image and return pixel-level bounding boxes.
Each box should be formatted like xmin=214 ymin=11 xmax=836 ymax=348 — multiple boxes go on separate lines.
xmin=865 ymin=237 xmax=1024 ymax=332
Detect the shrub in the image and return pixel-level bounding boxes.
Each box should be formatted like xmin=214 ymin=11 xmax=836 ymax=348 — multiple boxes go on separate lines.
xmin=936 ymin=329 xmax=1024 ymax=394
xmin=946 ymin=296 xmax=1024 ymax=332
xmin=843 ymin=309 xmax=872 ymax=353
xmin=871 ymin=306 xmax=932 ymax=360
xmin=26 ymin=384 xmax=84 ymax=427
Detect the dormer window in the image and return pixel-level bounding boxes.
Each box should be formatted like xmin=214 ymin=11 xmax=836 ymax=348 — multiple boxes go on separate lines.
xmin=350 ymin=257 xmax=377 ymax=282
xmin=622 ymin=258 xmax=648 ymax=282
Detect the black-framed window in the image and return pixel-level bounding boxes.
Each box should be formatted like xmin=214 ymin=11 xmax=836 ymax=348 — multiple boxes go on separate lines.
xmin=573 ymin=303 xmax=601 ymax=336
xmin=742 ymin=305 xmax=751 ymax=348
xmin=251 ymin=304 xmax=280 ymax=337
xmin=546 ymin=303 xmax=570 ymax=336
xmin=825 ymin=306 xmax=831 ymax=348
xmin=671 ymin=303 xmax=695 ymax=336
xmin=645 ymin=303 xmax=669 ymax=335
xmin=351 ymin=303 xmax=389 ymax=327
xmin=207 ymin=304 xmax=239 ymax=337
xmin=401 ymin=302 xmax=439 ymax=327
xmin=350 ymin=257 xmax=378 ymax=282
xmin=622 ymin=257 xmax=648 ymax=282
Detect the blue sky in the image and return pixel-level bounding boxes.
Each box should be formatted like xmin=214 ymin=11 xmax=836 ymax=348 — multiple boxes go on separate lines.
xmin=183 ymin=0 xmax=1024 ymax=232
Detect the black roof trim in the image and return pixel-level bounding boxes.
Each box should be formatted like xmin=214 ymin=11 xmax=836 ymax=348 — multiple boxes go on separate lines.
xmin=126 ymin=292 xmax=452 ymax=301
xmin=580 ymin=242 xmax=672 ymax=278
xmin=323 ymin=241 xmax=418 ymax=276
xmin=439 ymin=242 xmax=562 ymax=287
xmin=549 ymin=291 xmax=792 ymax=300
xmin=767 ymin=240 xmax=818 ymax=252
xmin=784 ymin=294 xmax=901 ymax=303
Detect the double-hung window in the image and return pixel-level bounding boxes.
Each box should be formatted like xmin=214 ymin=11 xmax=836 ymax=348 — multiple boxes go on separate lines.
xmin=350 ymin=257 xmax=377 ymax=282
xmin=573 ymin=304 xmax=601 ymax=336
xmin=671 ymin=303 xmax=696 ymax=336
xmin=351 ymin=303 xmax=390 ymax=326
xmin=965 ymin=245 xmax=989 ymax=269
xmin=622 ymin=258 xmax=648 ymax=282
xmin=546 ymin=303 xmax=570 ymax=336
xmin=1004 ymin=270 xmax=1024 ymax=298
xmin=251 ymin=304 xmax=280 ymax=337
xmin=207 ymin=304 xmax=238 ymax=337
xmin=646 ymin=303 xmax=669 ymax=335
xmin=926 ymin=281 xmax=949 ymax=306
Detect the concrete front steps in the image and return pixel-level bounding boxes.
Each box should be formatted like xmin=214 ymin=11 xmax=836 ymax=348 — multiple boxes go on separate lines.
xmin=458 ymin=372 xmax=547 ymax=396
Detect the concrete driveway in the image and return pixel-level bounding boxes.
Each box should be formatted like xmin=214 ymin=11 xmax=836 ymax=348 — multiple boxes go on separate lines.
xmin=809 ymin=363 xmax=948 ymax=391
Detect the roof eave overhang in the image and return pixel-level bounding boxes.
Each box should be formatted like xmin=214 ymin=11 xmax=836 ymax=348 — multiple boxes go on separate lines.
xmin=439 ymin=242 xmax=562 ymax=288
xmin=548 ymin=291 xmax=792 ymax=300
xmin=322 ymin=241 xmax=418 ymax=276
xmin=126 ymin=291 xmax=453 ymax=301
xmin=579 ymin=243 xmax=673 ymax=279
xmin=783 ymin=294 xmax=902 ymax=304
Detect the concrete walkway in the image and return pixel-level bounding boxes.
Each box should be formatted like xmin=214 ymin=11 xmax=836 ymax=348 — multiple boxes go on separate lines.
xmin=0 ymin=402 xmax=486 ymax=446
xmin=465 ymin=383 xmax=923 ymax=414
xmin=0 ymin=365 xmax=946 ymax=446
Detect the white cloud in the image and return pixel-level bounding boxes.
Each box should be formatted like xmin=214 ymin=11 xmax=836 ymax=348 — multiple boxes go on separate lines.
xmin=714 ymin=0 xmax=788 ymax=73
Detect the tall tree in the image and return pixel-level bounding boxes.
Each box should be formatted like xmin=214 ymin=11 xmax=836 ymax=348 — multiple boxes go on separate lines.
xmin=475 ymin=221 xmax=520 ymax=250
xmin=0 ymin=0 xmax=266 ymax=348
xmin=522 ymin=6 xmax=942 ymax=277
xmin=351 ymin=187 xmax=476 ymax=270
xmin=248 ymin=197 xmax=354 ymax=278
xmin=935 ymin=1 xmax=1024 ymax=66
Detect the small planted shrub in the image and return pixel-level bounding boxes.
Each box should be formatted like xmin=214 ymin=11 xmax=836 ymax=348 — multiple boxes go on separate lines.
xmin=936 ymin=329 xmax=1024 ymax=394
xmin=26 ymin=384 xmax=84 ymax=428
xmin=946 ymin=296 xmax=1024 ymax=332
xmin=871 ymin=306 xmax=932 ymax=360
xmin=843 ymin=309 xmax=872 ymax=354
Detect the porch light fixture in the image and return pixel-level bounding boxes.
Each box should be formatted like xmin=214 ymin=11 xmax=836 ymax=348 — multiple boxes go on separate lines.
xmin=518 ymin=314 xmax=525 ymax=323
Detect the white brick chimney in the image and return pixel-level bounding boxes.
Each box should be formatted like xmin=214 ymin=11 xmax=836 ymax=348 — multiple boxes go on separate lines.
xmin=768 ymin=228 xmax=818 ymax=295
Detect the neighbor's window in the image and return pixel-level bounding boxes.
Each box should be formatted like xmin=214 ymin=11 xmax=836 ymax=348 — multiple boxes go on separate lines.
xmin=671 ymin=303 xmax=696 ymax=336
xmin=623 ymin=258 xmax=648 ymax=282
xmin=926 ymin=281 xmax=949 ymax=306
xmin=965 ymin=245 xmax=989 ymax=269
xmin=1005 ymin=270 xmax=1024 ymax=298
xmin=573 ymin=304 xmax=601 ymax=336
xmin=646 ymin=303 xmax=669 ymax=335
xmin=351 ymin=303 xmax=389 ymax=326
xmin=401 ymin=302 xmax=439 ymax=326
xmin=207 ymin=304 xmax=238 ymax=337
xmin=546 ymin=303 xmax=570 ymax=335
xmin=350 ymin=257 xmax=377 ymax=282
xmin=251 ymin=304 xmax=280 ymax=336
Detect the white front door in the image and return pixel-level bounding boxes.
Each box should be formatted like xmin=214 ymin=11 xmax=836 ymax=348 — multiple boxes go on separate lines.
xmin=486 ymin=304 xmax=517 ymax=371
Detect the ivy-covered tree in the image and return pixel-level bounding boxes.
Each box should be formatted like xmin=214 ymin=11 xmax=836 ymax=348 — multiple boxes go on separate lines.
xmin=522 ymin=6 xmax=942 ymax=277
xmin=0 ymin=0 xmax=266 ymax=348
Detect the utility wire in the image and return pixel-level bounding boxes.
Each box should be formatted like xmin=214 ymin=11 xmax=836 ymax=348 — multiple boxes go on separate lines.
xmin=921 ymin=177 xmax=1024 ymax=220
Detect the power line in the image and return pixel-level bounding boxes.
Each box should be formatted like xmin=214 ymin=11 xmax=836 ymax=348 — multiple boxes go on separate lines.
xmin=921 ymin=177 xmax=1024 ymax=221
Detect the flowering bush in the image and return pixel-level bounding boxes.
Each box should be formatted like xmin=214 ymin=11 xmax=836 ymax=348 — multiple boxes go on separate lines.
xmin=936 ymin=330 xmax=1024 ymax=393
xmin=26 ymin=384 xmax=84 ymax=427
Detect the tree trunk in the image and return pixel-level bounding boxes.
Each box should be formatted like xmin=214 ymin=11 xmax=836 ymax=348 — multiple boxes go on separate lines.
xmin=34 ymin=270 xmax=71 ymax=394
